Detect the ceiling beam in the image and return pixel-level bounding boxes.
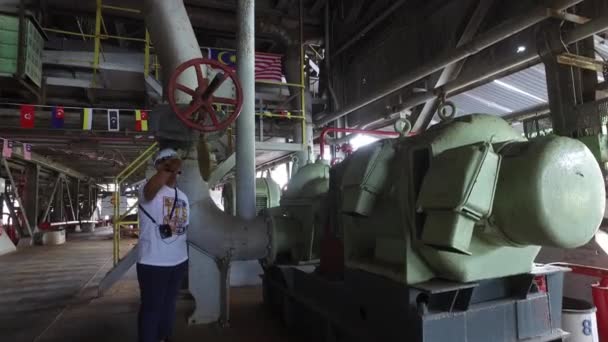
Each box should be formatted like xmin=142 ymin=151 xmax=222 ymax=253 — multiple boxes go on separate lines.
xmin=6 ymin=142 xmax=91 ymax=180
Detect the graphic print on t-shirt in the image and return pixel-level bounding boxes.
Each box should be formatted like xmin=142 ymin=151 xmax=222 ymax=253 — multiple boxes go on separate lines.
xmin=162 ymin=196 xmax=188 ymax=235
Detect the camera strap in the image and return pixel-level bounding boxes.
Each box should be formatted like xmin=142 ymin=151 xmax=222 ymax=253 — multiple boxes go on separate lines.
xmin=139 ymin=187 xmax=178 ymax=225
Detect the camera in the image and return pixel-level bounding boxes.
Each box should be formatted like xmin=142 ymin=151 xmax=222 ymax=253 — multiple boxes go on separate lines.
xmin=159 ymin=224 xmax=173 ymax=239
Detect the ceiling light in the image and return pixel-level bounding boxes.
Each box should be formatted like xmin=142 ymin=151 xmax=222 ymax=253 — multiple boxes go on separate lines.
xmin=516 ymin=46 xmax=526 ymax=53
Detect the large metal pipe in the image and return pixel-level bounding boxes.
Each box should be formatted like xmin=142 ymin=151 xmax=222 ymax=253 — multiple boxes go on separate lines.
xmin=315 ymin=0 xmax=584 ymax=127
xmin=144 ymin=0 xmax=268 ymax=259
xmin=362 ymin=12 xmax=608 ymax=131
xmin=142 ymin=0 xmax=202 ymax=97
xmin=236 ymin=0 xmax=257 ymax=220
xmin=504 ymin=104 xmax=551 ymax=123
xmin=325 ymin=1 xmax=340 ymax=110
xmin=181 ymin=149 xmax=269 ymax=260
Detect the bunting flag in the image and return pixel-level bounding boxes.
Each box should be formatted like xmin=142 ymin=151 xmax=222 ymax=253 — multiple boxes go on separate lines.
xmin=108 ymin=109 xmax=119 ymax=131
xmin=2 ymin=139 xmax=12 ymax=158
xmin=135 ymin=110 xmax=149 ymax=132
xmin=254 ymin=52 xmax=283 ymax=82
xmin=83 ymin=108 xmax=93 ymax=130
xmin=20 ymin=104 xmax=35 ymax=128
xmin=208 ymin=48 xmax=283 ymax=82
xmin=23 ymin=143 xmax=32 ymax=161
xmin=51 ymin=106 xmax=64 ymax=128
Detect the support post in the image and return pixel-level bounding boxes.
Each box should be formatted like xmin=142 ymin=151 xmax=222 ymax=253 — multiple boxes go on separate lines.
xmin=2 ymin=158 xmax=33 ymax=238
xmin=540 ymin=19 xmax=598 ymax=137
xmin=92 ymin=0 xmax=102 ymax=86
xmin=63 ymin=178 xmax=76 ymax=222
xmin=76 ymin=179 xmax=80 ymax=220
xmin=42 ymin=176 xmax=61 ymax=222
xmin=236 ymin=0 xmax=257 ymax=220
xmin=57 ymin=176 xmax=64 ymax=222
xmin=144 ymin=30 xmax=151 ymax=77
xmin=23 ymin=164 xmax=40 ymax=232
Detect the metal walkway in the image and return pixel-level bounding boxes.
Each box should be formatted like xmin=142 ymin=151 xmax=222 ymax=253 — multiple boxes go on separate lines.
xmin=0 ymin=228 xmax=134 ymax=342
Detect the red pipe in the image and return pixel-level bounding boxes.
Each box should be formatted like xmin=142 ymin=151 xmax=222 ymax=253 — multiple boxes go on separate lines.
xmin=552 ymin=263 xmax=608 ymax=342
xmin=319 ymin=127 xmax=400 ymax=159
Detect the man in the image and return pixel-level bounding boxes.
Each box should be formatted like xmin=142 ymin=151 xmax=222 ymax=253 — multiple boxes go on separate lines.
xmin=137 ymin=148 xmax=189 ymax=342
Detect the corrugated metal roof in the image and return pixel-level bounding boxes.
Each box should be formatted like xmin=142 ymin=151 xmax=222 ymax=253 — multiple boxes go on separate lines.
xmin=449 ymin=35 xmax=606 ymax=117
xmin=451 ymin=64 xmax=548 ymax=117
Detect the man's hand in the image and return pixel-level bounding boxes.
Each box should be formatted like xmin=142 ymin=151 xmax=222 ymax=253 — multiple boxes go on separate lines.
xmin=163 ymin=158 xmax=182 ymax=174
xmin=143 ymin=158 xmax=181 ymax=202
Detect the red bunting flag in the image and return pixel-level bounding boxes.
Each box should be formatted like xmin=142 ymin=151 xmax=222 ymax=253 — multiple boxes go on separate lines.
xmin=51 ymin=106 xmax=64 ymax=128
xmin=20 ymin=104 xmax=35 ymax=128
xmin=135 ymin=110 xmax=149 ymax=132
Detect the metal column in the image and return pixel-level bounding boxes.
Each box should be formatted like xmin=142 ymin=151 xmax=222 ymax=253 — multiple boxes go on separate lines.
xmin=42 ymin=176 xmax=61 ymax=222
xmin=236 ymin=0 xmax=257 ymax=220
xmin=2 ymin=158 xmax=33 ymax=238
xmin=23 ymin=164 xmax=40 ymax=232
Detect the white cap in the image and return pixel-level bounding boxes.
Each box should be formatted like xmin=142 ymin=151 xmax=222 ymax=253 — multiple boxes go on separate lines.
xmin=154 ymin=148 xmax=179 ymax=165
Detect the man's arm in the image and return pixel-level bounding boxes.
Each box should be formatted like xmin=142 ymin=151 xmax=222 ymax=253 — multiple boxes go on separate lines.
xmin=143 ymin=159 xmax=181 ymax=201
xmin=143 ymin=170 xmax=172 ymax=201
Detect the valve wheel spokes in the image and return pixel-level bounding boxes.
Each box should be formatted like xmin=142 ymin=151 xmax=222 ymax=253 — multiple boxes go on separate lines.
xmin=167 ymin=58 xmax=243 ymax=132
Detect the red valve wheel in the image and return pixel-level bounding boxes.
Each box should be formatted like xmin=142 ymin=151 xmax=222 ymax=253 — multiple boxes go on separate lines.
xmin=167 ymin=58 xmax=243 ymax=132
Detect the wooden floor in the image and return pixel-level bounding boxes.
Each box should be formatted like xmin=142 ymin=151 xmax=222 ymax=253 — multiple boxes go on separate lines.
xmin=0 ymin=228 xmax=297 ymax=342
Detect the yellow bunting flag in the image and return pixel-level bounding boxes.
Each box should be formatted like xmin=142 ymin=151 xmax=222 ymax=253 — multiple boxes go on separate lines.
xmin=83 ymin=108 xmax=93 ymax=130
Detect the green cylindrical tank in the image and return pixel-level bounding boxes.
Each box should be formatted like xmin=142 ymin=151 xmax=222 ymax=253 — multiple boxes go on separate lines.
xmin=493 ymin=136 xmax=605 ymax=248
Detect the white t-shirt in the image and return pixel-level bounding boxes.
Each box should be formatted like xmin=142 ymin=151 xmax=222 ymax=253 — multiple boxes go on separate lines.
xmin=137 ymin=184 xmax=189 ymax=266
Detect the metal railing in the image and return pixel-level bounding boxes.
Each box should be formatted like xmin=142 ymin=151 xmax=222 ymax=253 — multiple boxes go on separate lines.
xmin=113 ymin=142 xmax=158 ymax=265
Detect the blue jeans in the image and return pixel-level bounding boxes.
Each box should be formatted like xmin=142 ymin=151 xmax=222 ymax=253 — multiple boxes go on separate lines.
xmin=137 ymin=261 xmax=188 ymax=342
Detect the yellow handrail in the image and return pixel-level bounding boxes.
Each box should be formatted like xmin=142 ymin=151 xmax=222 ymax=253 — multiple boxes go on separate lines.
xmin=113 ymin=142 xmax=158 ymax=265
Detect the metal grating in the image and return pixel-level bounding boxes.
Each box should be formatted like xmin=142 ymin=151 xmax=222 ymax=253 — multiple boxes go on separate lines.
xmin=572 ymin=97 xmax=608 ymax=136
xmin=255 ymin=196 xmax=268 ymax=214
xmin=523 ymin=115 xmax=553 ymax=139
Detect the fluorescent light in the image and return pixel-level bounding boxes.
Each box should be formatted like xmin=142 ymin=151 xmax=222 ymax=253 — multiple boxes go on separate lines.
xmin=516 ymin=45 xmax=526 ymax=53
xmin=351 ymin=135 xmax=379 ymax=150
xmin=462 ymin=93 xmax=514 ymax=113
xmin=493 ymin=79 xmax=547 ymax=103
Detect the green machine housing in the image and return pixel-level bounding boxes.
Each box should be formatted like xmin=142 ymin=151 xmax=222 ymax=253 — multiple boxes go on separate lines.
xmin=222 ymin=177 xmax=282 ymax=216
xmin=265 ymin=114 xmax=605 ymax=285
xmin=0 ymin=11 xmax=45 ymax=87
xmin=265 ymin=162 xmax=330 ymax=264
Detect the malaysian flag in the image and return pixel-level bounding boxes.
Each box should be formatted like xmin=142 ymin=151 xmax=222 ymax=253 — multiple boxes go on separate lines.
xmin=255 ymin=52 xmax=283 ymax=82
xmin=208 ymin=48 xmax=283 ymax=82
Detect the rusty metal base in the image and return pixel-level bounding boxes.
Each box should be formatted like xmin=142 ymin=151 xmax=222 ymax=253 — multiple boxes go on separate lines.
xmin=262 ymin=265 xmax=569 ymax=342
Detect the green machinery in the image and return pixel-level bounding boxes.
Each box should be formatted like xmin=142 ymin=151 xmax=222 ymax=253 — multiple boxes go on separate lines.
xmin=266 ymin=114 xmax=605 ymax=284
xmin=222 ymin=177 xmax=282 ymax=216
xmin=265 ymin=162 xmax=330 ymax=264
xmin=0 ymin=11 xmax=45 ymax=87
